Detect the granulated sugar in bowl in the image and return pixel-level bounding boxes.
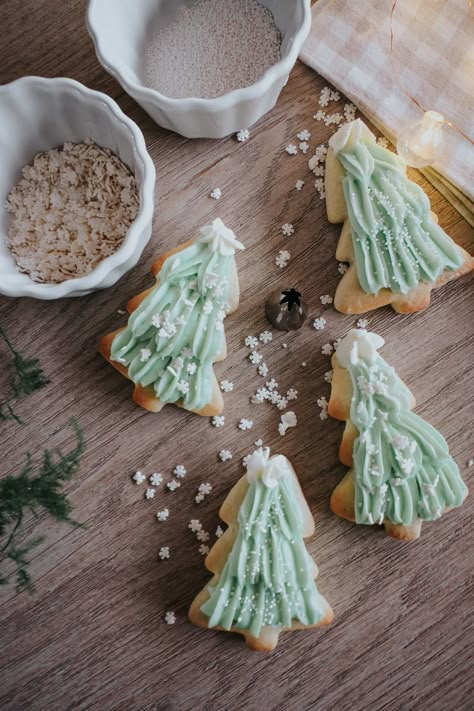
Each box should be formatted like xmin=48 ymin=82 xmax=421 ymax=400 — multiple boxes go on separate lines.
xmin=87 ymin=0 xmax=311 ymax=138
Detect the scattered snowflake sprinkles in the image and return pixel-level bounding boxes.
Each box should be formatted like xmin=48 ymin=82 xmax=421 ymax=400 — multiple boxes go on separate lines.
xmin=258 ymin=363 xmax=269 ymax=377
xmin=156 ymin=509 xmax=169 ymax=522
xmin=324 ymin=370 xmax=333 ymax=383
xmin=376 ymin=136 xmax=390 ymax=148
xmin=281 ymin=223 xmax=295 ymax=237
xmin=167 ymin=480 xmax=181 ymax=491
xmin=239 ymin=418 xmax=253 ymax=430
xmin=173 ymin=465 xmax=187 ymax=478
xmin=159 ymin=546 xmax=170 ymax=560
xmin=199 ymin=544 xmax=210 ymax=556
xmin=299 ymin=142 xmax=309 ymax=154
xmin=195 ymin=482 xmax=212 ymax=503
xmin=215 ymin=525 xmax=224 ymax=538
xmin=145 ymin=488 xmax=156 ymax=500
xmin=286 ymin=144 xmax=298 ymax=155
xmin=259 ymin=330 xmax=273 ymax=344
xmin=321 ymin=343 xmax=334 ymax=356
xmin=338 ymin=262 xmax=348 ymax=275
xmin=164 ymin=611 xmax=176 ymax=625
xmin=276 ymin=250 xmax=290 ymax=268
xmin=357 ymin=318 xmax=369 ymax=329
xmin=313 ymin=317 xmax=327 ymax=331
xmin=319 ymin=86 xmax=340 ymax=107
xmin=210 ymin=187 xmax=222 ymax=200
xmin=212 ymin=415 xmax=225 ymax=427
xmin=219 ymin=449 xmax=233 ymax=462
xmin=317 ymin=396 xmax=329 ymax=421
xmin=150 ymin=472 xmax=163 ymax=487
xmin=133 ymin=470 xmax=146 ymax=484
xmin=249 ymin=350 xmax=263 ymax=365
xmin=220 ymin=379 xmax=234 ymax=392
xmin=320 ymin=294 xmax=333 ymax=305
xmin=287 ymin=388 xmax=298 ymax=400
xmin=467 ymin=459 xmax=474 ymax=467
xmin=140 ymin=348 xmax=151 ymax=362
xmin=295 ymin=179 xmax=305 ymax=191
xmin=236 ymin=129 xmax=250 ymax=142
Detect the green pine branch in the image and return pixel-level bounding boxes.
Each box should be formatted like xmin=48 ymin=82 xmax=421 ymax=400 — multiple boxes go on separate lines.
xmin=0 ymin=326 xmax=50 ymax=423
xmin=0 ymin=419 xmax=85 ymax=593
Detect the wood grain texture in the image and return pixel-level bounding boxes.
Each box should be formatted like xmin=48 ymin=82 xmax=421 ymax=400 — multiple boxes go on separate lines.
xmin=0 ymin=2 xmax=473 ymax=710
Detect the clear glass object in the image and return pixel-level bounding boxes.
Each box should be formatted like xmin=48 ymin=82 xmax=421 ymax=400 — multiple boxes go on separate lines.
xmin=396 ymin=110 xmax=445 ymax=168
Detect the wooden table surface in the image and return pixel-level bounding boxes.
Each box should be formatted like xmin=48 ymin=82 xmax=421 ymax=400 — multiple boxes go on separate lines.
xmin=1 ymin=2 xmax=473 ymax=710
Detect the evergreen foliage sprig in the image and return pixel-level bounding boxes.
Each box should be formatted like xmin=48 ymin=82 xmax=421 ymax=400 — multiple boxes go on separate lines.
xmin=0 ymin=419 xmax=85 ymax=593
xmin=0 ymin=326 xmax=50 ymax=423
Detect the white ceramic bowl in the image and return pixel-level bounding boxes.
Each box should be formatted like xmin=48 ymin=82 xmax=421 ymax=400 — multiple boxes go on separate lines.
xmin=87 ymin=0 xmax=311 ymax=139
xmin=0 ymin=76 xmax=156 ymax=299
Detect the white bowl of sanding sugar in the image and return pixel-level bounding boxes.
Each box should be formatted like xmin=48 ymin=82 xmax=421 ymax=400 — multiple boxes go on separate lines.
xmin=87 ymin=0 xmax=311 ymax=139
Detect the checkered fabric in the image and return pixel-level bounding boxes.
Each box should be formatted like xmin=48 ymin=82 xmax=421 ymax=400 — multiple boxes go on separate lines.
xmin=300 ymin=0 xmax=474 ymax=200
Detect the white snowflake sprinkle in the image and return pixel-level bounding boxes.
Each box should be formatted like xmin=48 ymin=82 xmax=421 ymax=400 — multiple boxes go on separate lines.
xmin=295 ymin=179 xmax=305 ymax=191
xmin=259 ymin=330 xmax=273 ymax=344
xmin=212 ymin=415 xmax=225 ymax=427
xmin=319 ymin=409 xmax=328 ymax=420
xmin=176 ymin=380 xmax=189 ymax=395
xmin=313 ymin=317 xmax=327 ymax=330
xmin=299 ymin=141 xmax=309 ymax=154
xmin=140 ymin=348 xmax=151 ymax=362
xmin=159 ymin=546 xmax=170 ymax=560
xmin=322 ymin=343 xmax=334 ymax=356
xmin=186 ymin=362 xmax=197 ymax=375
xmin=313 ymin=109 xmax=326 ymax=121
xmin=282 ymin=223 xmax=295 ymax=237
xmin=266 ymin=378 xmax=278 ymax=390
xmin=258 ymin=363 xmax=269 ymax=377
xmin=164 ymin=611 xmax=176 ymax=624
xmin=276 ymin=250 xmax=290 ymax=268
xmin=156 ymin=509 xmax=169 ymax=522
xmin=324 ymin=370 xmax=333 ymax=383
xmin=338 ymin=262 xmax=348 ymax=275
xmin=145 ymin=488 xmax=155 ymax=500
xmin=199 ymin=544 xmax=210 ymax=556
xmin=236 ymin=128 xmax=250 ymax=142
xmin=244 ymin=335 xmax=259 ymax=348
xmin=197 ymin=529 xmax=210 ymax=542
xmin=242 ymin=454 xmax=251 ymax=468
xmin=249 ymin=351 xmax=263 ymax=365
xmin=286 ymin=144 xmax=298 ymax=155
xmin=219 ymin=449 xmax=232 ymax=462
xmin=277 ymin=398 xmax=288 ymax=411
xmin=320 ymin=294 xmax=333 ymax=305
xmin=287 ymin=388 xmax=298 ymax=400
xmin=210 ymin=188 xmax=222 ymax=200
xmin=215 ymin=525 xmax=224 ymax=538
xmin=376 ymin=136 xmax=389 ymax=148
xmin=174 ymin=465 xmax=187 ymax=478
xmin=297 ymin=129 xmax=311 ymax=141
xmin=133 ymin=471 xmax=146 ymax=485
xmin=254 ymin=439 xmax=263 ymax=447
xmin=167 ymin=480 xmax=181 ymax=491
xmin=357 ymin=318 xmax=369 ymax=329
xmin=150 ymin=473 xmax=163 ymax=487
xmin=468 ymin=459 xmax=474 ymax=467
xmin=220 ymin=380 xmax=234 ymax=392
xmin=195 ymin=494 xmax=204 ymax=503
xmin=189 ymin=519 xmax=202 ymax=533
xmin=198 ymin=482 xmax=212 ymax=495
xmin=239 ymin=418 xmax=253 ymax=430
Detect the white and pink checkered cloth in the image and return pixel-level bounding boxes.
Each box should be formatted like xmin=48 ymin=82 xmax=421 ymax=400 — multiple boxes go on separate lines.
xmin=300 ymin=0 xmax=474 ymax=201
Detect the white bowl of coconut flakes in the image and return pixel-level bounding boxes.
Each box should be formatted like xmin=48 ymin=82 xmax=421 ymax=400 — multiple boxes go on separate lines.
xmin=87 ymin=0 xmax=311 ymax=139
xmin=0 ymin=77 xmax=156 ymax=299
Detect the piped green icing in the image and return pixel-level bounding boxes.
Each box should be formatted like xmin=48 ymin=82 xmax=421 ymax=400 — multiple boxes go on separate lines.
xmin=110 ymin=219 xmax=243 ymax=411
xmin=331 ymin=120 xmax=462 ymax=295
xmin=338 ymin=331 xmax=467 ymax=527
xmin=200 ymin=452 xmax=324 ymax=638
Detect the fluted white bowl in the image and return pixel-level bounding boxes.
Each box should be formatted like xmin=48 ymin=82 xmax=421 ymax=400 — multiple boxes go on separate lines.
xmin=0 ymin=76 xmax=156 ymax=299
xmin=87 ymin=0 xmax=311 ymax=139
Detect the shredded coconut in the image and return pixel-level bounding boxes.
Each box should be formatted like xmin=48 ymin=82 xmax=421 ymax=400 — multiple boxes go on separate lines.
xmin=5 ymin=139 xmax=138 ymax=283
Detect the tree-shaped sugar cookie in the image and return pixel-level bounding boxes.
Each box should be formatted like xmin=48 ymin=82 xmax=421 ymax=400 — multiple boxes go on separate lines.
xmin=328 ymin=329 xmax=468 ymax=540
xmin=99 ymin=219 xmax=244 ymax=416
xmin=189 ymin=448 xmax=333 ymax=650
xmin=325 ymin=119 xmax=474 ymax=314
